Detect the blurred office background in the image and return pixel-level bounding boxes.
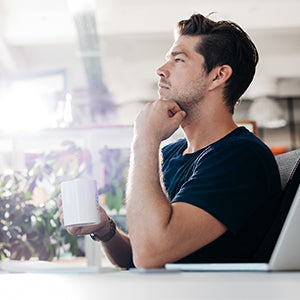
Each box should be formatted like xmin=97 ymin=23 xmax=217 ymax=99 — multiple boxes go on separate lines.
xmin=0 ymin=0 xmax=299 ymax=141
xmin=0 ymin=0 xmax=299 ymax=263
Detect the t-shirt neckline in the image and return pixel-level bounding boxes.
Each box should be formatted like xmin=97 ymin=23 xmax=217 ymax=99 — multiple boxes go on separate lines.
xmin=180 ymin=126 xmax=247 ymax=157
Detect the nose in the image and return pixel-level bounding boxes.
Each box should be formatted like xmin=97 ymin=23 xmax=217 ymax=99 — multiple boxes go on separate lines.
xmin=156 ymin=62 xmax=170 ymax=78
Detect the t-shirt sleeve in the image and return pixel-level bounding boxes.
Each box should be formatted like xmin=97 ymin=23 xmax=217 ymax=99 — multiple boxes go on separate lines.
xmin=171 ymin=142 xmax=272 ymax=233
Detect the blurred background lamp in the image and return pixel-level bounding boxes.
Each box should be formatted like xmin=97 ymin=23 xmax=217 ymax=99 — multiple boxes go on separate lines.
xmin=248 ymin=96 xmax=287 ymax=128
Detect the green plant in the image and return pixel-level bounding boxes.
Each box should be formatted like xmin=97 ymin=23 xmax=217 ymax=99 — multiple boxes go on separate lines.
xmin=98 ymin=147 xmax=129 ymax=214
xmin=0 ymin=141 xmax=92 ymax=261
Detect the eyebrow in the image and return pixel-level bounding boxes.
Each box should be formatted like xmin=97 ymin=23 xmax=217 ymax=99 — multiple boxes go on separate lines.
xmin=166 ymin=50 xmax=188 ymax=60
xmin=171 ymin=50 xmax=188 ymax=57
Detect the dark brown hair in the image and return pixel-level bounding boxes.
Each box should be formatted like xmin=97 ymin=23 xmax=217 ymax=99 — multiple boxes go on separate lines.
xmin=177 ymin=14 xmax=259 ymax=113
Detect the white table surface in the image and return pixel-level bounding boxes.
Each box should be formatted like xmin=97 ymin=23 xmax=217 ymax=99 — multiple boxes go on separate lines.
xmin=1 ymin=270 xmax=300 ymax=300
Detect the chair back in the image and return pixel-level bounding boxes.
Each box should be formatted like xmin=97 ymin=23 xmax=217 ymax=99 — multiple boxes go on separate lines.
xmin=254 ymin=149 xmax=300 ymax=262
xmin=275 ymin=149 xmax=300 ymax=189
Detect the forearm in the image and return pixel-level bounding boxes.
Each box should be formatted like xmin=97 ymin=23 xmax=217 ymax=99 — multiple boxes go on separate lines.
xmin=126 ymin=99 xmax=186 ymax=267
xmin=126 ymin=139 xmax=172 ymax=266
xmin=100 ymin=229 xmax=132 ymax=268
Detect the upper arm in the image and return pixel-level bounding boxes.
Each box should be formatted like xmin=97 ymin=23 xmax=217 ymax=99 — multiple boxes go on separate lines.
xmin=133 ymin=201 xmax=227 ymax=268
xmin=163 ymin=202 xmax=227 ymax=263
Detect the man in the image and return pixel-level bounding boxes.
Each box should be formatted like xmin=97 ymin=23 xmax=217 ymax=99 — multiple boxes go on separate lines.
xmin=58 ymin=13 xmax=282 ymax=269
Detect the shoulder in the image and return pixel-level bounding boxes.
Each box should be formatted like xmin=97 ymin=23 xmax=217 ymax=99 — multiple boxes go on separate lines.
xmin=192 ymin=127 xmax=279 ymax=180
xmin=162 ymin=138 xmax=187 ymax=160
xmin=207 ymin=127 xmax=274 ymax=161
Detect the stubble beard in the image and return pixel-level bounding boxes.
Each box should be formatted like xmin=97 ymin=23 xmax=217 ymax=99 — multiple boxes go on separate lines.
xmin=165 ymin=86 xmax=206 ymax=115
xmin=159 ymin=73 xmax=208 ymax=115
xmin=174 ymin=96 xmax=201 ymax=114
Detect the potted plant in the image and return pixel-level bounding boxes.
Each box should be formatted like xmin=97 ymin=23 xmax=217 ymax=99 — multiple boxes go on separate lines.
xmin=0 ymin=141 xmax=92 ymax=261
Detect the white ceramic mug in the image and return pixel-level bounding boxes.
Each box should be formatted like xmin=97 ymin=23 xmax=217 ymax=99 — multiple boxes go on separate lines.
xmin=61 ymin=179 xmax=100 ymax=227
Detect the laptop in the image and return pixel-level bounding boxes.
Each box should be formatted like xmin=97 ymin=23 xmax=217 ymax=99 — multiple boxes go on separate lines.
xmin=165 ymin=185 xmax=300 ymax=272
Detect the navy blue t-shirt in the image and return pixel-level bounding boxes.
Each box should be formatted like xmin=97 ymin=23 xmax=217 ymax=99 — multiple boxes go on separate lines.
xmin=162 ymin=127 xmax=282 ymax=263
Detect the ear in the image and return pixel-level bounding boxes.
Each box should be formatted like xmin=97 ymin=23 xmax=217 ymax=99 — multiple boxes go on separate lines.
xmin=208 ymin=65 xmax=232 ymax=91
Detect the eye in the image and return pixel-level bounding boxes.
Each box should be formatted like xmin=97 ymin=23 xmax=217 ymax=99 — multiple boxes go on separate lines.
xmin=175 ymin=58 xmax=184 ymax=63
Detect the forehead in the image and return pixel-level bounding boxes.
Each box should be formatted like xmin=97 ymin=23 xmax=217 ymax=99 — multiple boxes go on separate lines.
xmin=168 ymin=35 xmax=202 ymax=57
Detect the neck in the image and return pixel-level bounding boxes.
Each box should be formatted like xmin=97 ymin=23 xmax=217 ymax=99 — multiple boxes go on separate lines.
xmin=181 ymin=100 xmax=237 ymax=154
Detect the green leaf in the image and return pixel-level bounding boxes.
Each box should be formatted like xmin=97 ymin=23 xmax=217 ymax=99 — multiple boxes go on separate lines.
xmin=105 ymin=187 xmax=124 ymax=214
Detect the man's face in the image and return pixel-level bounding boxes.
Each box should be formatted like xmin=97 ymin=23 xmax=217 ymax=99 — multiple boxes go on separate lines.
xmin=156 ymin=35 xmax=209 ymax=113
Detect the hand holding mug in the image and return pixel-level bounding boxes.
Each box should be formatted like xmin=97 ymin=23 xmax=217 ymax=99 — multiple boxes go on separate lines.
xmin=57 ymin=179 xmax=111 ymax=237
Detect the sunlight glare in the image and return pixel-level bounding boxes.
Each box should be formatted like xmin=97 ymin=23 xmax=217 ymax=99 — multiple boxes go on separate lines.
xmin=0 ymin=86 xmax=53 ymax=132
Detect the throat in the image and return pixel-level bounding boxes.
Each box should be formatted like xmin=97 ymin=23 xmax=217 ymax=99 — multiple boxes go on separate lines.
xmin=183 ymin=124 xmax=238 ymax=155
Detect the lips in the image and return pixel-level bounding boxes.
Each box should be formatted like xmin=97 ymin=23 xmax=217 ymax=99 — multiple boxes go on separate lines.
xmin=158 ymin=81 xmax=170 ymax=89
xmin=159 ymin=85 xmax=169 ymax=90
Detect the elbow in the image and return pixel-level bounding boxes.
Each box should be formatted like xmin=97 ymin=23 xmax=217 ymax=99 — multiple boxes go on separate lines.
xmin=132 ymin=243 xmax=167 ymax=269
xmin=133 ymin=255 xmax=165 ymax=269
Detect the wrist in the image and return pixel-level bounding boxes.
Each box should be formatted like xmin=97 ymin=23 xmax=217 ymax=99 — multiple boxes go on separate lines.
xmin=132 ymin=136 xmax=161 ymax=153
xmin=90 ymin=217 xmax=116 ymax=243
